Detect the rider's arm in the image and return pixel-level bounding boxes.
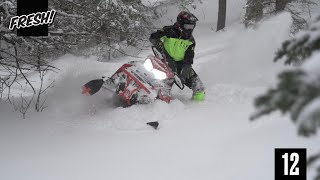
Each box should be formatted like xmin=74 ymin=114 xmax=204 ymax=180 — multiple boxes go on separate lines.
xmin=149 ymin=28 xmax=166 ymax=45
xmin=149 ymin=26 xmax=174 ymax=46
xmin=179 ymin=40 xmax=196 ymax=83
xmin=183 ymin=42 xmax=196 ymax=66
xmin=150 ymin=26 xmax=176 ymax=71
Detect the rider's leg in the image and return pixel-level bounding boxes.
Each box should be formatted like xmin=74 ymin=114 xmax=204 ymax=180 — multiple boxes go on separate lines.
xmin=184 ymin=68 xmax=206 ymax=101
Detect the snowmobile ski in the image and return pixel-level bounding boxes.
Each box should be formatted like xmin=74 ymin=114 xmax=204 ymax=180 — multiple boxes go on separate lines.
xmin=81 ymin=79 xmax=104 ymax=96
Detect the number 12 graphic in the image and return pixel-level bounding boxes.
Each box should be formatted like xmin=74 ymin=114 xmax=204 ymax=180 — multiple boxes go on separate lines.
xmin=275 ymin=148 xmax=306 ymax=180
xmin=282 ymin=153 xmax=299 ymax=175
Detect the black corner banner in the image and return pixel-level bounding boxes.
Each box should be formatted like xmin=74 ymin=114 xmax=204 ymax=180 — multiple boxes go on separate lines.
xmin=17 ymin=0 xmax=48 ymax=36
xmin=275 ymin=148 xmax=307 ymax=180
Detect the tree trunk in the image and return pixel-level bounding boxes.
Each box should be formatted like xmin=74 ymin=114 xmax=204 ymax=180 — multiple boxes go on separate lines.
xmin=106 ymin=29 xmax=111 ymax=61
xmin=216 ymin=0 xmax=227 ymax=32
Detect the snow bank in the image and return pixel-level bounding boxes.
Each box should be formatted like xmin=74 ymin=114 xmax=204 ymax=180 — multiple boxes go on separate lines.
xmin=200 ymin=12 xmax=293 ymax=86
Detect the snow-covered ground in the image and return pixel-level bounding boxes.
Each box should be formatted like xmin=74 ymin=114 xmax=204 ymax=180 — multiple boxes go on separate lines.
xmin=1 ymin=1 xmax=320 ymax=180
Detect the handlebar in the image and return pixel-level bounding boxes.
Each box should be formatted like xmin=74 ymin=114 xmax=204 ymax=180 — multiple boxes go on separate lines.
xmin=152 ymin=46 xmax=159 ymax=57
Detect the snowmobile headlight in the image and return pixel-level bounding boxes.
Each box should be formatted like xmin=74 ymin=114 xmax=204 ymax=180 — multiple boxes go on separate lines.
xmin=144 ymin=58 xmax=167 ymax=80
xmin=152 ymin=69 xmax=167 ymax=80
xmin=144 ymin=59 xmax=153 ymax=71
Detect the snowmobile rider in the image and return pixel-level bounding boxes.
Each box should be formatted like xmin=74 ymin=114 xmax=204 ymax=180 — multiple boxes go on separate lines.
xmin=149 ymin=11 xmax=205 ymax=101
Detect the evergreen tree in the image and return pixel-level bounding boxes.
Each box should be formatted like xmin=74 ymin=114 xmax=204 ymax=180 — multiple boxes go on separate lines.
xmin=252 ymin=13 xmax=320 ymax=135
xmin=251 ymin=14 xmax=320 ymax=179
xmin=0 ymin=0 xmax=156 ymax=111
xmin=49 ymin=0 xmax=155 ymax=60
xmin=244 ymin=0 xmax=316 ymax=33
xmin=178 ymin=0 xmax=203 ymax=10
xmin=244 ymin=0 xmax=263 ymax=27
xmin=274 ymin=15 xmax=320 ymax=65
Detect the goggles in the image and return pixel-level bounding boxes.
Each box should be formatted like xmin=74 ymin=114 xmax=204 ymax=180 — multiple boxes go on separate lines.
xmin=183 ymin=24 xmax=195 ymax=30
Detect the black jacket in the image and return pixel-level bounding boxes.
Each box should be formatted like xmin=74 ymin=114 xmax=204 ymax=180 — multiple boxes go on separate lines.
xmin=149 ymin=23 xmax=196 ymax=66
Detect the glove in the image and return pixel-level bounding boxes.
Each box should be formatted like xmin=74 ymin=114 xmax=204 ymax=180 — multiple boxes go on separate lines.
xmin=179 ymin=65 xmax=192 ymax=84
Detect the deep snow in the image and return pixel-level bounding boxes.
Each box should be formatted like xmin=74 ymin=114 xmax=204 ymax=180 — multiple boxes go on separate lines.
xmin=1 ymin=2 xmax=320 ymax=180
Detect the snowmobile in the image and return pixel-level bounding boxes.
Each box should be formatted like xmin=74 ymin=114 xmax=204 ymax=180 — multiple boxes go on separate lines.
xmin=81 ymin=47 xmax=184 ymax=108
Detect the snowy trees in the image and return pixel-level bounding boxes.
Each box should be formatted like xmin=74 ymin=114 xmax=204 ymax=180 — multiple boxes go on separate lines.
xmin=0 ymin=0 xmax=156 ymax=116
xmin=0 ymin=0 xmax=57 ymax=102
xmin=251 ymin=15 xmax=320 ymax=133
xmin=244 ymin=0 xmax=263 ymax=27
xmin=251 ymin=14 xmax=320 ymax=179
xmin=49 ymin=0 xmax=154 ymax=60
xmin=274 ymin=14 xmax=320 ymax=65
xmin=178 ymin=0 xmax=203 ymax=10
xmin=244 ymin=0 xmax=316 ymax=33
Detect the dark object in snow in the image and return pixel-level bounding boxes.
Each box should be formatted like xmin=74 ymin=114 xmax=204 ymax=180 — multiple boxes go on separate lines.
xmin=147 ymin=121 xmax=159 ymax=130
xmin=81 ymin=79 xmax=104 ymax=96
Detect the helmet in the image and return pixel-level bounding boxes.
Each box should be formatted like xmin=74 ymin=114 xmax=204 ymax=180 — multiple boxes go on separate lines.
xmin=176 ymin=11 xmax=198 ymax=38
xmin=177 ymin=11 xmax=199 ymax=31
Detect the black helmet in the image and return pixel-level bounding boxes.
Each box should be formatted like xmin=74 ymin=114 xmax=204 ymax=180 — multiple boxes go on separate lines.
xmin=177 ymin=11 xmax=199 ymax=29
xmin=176 ymin=11 xmax=198 ymax=38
